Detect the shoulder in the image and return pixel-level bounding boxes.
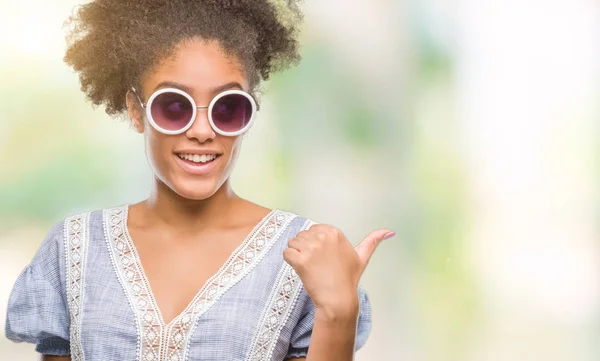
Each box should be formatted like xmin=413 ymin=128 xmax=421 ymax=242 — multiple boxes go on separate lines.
xmin=62 ymin=203 xmax=129 ymax=228
xmin=260 ymin=209 xmax=318 ymax=253
xmin=274 ymin=208 xmax=320 ymax=234
xmin=40 ymin=204 xmax=128 ymax=248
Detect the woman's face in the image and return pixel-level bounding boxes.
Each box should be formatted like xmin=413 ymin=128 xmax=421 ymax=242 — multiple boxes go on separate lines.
xmin=127 ymin=39 xmax=250 ymax=200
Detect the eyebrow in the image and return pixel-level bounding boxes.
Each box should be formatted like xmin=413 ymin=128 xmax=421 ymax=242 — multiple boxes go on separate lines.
xmin=152 ymin=81 xmax=244 ymax=95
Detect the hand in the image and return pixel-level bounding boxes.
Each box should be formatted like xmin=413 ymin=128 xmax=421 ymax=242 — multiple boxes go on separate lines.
xmin=283 ymin=224 xmax=395 ymax=318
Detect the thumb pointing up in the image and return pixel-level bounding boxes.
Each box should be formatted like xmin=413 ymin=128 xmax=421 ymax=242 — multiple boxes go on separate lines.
xmin=354 ymin=229 xmax=396 ymax=269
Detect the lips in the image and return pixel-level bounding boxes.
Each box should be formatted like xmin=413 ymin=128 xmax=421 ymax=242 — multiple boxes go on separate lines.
xmin=176 ymin=153 xmax=220 ymax=164
xmin=173 ymin=152 xmax=221 ymax=175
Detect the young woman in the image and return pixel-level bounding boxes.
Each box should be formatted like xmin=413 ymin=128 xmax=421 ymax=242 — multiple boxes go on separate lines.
xmin=5 ymin=1 xmax=394 ymax=360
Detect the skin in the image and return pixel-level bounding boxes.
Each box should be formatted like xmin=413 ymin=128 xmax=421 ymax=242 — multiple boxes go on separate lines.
xmin=41 ymin=38 xmax=393 ymax=361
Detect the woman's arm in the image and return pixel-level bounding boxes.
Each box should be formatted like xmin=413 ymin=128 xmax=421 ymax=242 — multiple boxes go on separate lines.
xmin=284 ymin=225 xmax=393 ymax=361
xmin=304 ymin=304 xmax=359 ymax=361
xmin=40 ymin=355 xmax=71 ymax=361
xmin=288 ymin=306 xmax=359 ymax=361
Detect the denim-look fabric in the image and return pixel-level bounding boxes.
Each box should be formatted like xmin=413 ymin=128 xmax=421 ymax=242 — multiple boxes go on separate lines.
xmin=6 ymin=205 xmax=371 ymax=361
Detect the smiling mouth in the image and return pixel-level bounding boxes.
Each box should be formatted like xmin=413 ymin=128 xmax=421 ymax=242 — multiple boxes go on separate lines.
xmin=176 ymin=153 xmax=222 ymax=164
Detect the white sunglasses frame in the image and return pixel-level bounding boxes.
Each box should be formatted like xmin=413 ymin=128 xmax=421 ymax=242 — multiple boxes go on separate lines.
xmin=131 ymin=87 xmax=257 ymax=137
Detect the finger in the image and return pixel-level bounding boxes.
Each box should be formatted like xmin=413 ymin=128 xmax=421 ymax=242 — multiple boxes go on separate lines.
xmin=308 ymin=223 xmax=329 ymax=231
xmin=355 ymin=229 xmax=395 ymax=267
xmin=288 ymin=236 xmax=308 ymax=252
xmin=283 ymin=247 xmax=302 ymax=267
xmin=308 ymin=224 xmax=337 ymax=234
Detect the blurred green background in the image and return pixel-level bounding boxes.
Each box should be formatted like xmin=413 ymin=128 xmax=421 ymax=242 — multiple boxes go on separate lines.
xmin=1 ymin=0 xmax=598 ymax=360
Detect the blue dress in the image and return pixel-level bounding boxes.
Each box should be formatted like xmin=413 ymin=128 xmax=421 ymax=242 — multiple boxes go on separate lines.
xmin=5 ymin=205 xmax=372 ymax=361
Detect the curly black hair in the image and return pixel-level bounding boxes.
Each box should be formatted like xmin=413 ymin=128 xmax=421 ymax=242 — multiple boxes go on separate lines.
xmin=63 ymin=0 xmax=303 ymax=116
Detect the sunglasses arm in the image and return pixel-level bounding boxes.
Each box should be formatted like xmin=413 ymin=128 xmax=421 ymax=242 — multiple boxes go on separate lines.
xmin=130 ymin=87 xmax=147 ymax=109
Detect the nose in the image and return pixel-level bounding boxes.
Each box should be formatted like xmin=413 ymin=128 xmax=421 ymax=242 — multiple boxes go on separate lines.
xmin=185 ymin=107 xmax=216 ymax=143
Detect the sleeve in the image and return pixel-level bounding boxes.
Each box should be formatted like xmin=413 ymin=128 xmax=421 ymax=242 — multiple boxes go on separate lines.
xmin=5 ymin=220 xmax=71 ymax=356
xmin=286 ymin=285 xmax=373 ymax=359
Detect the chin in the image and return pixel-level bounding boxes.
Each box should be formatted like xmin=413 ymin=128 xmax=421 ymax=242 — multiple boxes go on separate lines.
xmin=170 ymin=179 xmax=222 ymax=201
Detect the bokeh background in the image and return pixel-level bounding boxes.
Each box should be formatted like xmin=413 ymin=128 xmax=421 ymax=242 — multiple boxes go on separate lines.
xmin=1 ymin=0 xmax=599 ymax=360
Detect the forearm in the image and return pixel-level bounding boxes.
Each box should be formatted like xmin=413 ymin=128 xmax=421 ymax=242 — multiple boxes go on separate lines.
xmin=305 ymin=299 xmax=360 ymax=361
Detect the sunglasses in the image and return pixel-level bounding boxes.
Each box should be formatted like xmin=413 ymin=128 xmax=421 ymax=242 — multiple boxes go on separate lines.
xmin=131 ymin=87 xmax=257 ymax=136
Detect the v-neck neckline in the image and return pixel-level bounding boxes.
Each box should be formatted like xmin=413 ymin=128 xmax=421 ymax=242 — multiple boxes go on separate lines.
xmin=122 ymin=204 xmax=276 ymax=327
xmin=103 ymin=205 xmax=295 ymax=361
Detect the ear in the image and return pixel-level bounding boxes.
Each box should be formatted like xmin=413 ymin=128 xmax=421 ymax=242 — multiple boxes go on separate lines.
xmin=126 ymin=90 xmax=145 ymax=133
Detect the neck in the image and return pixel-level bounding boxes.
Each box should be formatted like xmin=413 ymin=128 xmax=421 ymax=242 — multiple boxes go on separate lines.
xmin=141 ymin=178 xmax=242 ymax=230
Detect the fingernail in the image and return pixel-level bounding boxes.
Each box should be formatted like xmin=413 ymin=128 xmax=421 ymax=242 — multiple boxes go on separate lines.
xmin=383 ymin=231 xmax=396 ymax=240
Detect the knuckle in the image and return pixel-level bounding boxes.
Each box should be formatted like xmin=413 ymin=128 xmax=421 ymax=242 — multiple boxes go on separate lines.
xmin=307 ymin=242 xmax=319 ymax=252
xmin=311 ymin=224 xmax=328 ymax=233
xmin=288 ymin=236 xmax=300 ymax=247
xmin=328 ymin=227 xmax=340 ymax=238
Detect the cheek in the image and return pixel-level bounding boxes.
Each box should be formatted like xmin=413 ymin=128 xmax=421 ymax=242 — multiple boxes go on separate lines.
xmin=224 ymin=137 xmax=244 ymax=167
xmin=143 ymin=130 xmax=172 ymax=170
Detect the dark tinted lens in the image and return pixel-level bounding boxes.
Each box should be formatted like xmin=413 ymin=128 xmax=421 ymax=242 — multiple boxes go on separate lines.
xmin=151 ymin=92 xmax=194 ymax=131
xmin=211 ymin=94 xmax=253 ymax=133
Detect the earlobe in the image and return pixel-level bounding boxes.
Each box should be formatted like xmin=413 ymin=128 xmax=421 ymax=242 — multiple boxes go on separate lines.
xmin=126 ymin=90 xmax=145 ymax=133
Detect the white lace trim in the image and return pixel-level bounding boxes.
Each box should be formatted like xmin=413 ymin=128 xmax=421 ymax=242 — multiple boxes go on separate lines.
xmin=64 ymin=212 xmax=91 ymax=361
xmin=104 ymin=207 xmax=162 ymax=361
xmin=104 ymin=205 xmax=296 ymax=361
xmin=246 ymin=219 xmax=316 ymax=361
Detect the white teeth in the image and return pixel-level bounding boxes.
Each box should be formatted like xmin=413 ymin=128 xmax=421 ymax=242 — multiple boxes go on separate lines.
xmin=178 ymin=153 xmax=217 ymax=164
